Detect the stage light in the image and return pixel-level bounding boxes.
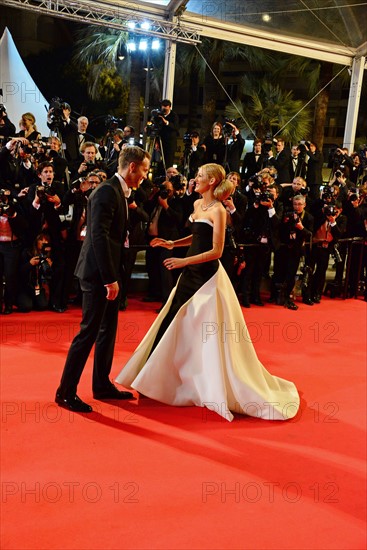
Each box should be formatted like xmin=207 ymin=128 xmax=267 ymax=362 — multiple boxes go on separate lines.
xmin=151 ymin=39 xmax=160 ymax=50
xmin=127 ymin=41 xmax=136 ymax=52
xmin=140 ymin=21 xmax=151 ymax=31
xmin=139 ymin=39 xmax=148 ymax=51
xmin=262 ymin=13 xmax=271 ymax=22
xmin=127 ymin=21 xmax=136 ymax=30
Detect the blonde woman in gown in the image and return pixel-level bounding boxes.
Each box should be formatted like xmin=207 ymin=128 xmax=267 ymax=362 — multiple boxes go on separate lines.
xmin=116 ymin=164 xmax=300 ymax=421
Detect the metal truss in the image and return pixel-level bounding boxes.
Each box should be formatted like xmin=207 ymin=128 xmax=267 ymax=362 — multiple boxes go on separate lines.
xmin=1 ymin=0 xmax=202 ymax=44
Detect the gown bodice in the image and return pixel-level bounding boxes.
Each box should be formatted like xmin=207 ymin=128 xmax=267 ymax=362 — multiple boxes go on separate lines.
xmin=182 ymin=220 xmax=218 ymax=288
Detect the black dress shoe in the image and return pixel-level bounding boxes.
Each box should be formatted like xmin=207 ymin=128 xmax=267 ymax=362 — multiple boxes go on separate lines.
xmin=51 ymin=305 xmax=67 ymax=313
xmin=241 ymin=300 xmax=251 ymax=308
xmin=284 ymin=300 xmax=298 ymax=310
xmin=55 ymin=393 xmax=93 ymax=412
xmin=2 ymin=306 xmax=13 ymax=315
xmin=302 ymin=298 xmax=314 ymax=306
xmin=93 ymin=385 xmax=135 ymax=400
xmin=312 ymin=295 xmax=321 ymax=304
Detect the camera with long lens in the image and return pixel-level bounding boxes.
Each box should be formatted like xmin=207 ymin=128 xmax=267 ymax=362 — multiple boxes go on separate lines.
xmin=30 ymin=139 xmax=48 ymax=160
xmin=36 ymin=184 xmax=56 ymax=203
xmin=284 ymin=210 xmax=300 ymax=227
xmin=255 ymin=190 xmax=272 ymax=205
xmin=169 ymin=174 xmax=186 ymax=193
xmin=321 ymin=186 xmax=335 ymax=200
xmin=324 ymin=204 xmax=336 ymax=217
xmin=38 ymin=243 xmax=52 ymax=281
xmin=0 ymin=189 xmax=16 ymax=216
xmin=349 ymin=193 xmax=359 ymax=202
xmin=248 ymin=175 xmax=263 ymax=190
xmin=152 ymin=176 xmax=170 ymax=199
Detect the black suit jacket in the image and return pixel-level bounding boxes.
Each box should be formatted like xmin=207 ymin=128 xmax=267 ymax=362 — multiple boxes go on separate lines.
xmin=75 ymin=176 xmax=127 ymax=285
xmin=159 ymin=111 xmax=180 ymax=167
xmin=242 ymin=152 xmax=266 ymax=181
xmin=270 ymin=149 xmax=292 ymax=184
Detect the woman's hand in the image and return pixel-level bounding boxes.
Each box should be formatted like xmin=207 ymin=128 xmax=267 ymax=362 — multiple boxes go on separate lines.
xmin=163 ymin=257 xmax=186 ymax=270
xmin=151 ymin=238 xmax=174 ymax=249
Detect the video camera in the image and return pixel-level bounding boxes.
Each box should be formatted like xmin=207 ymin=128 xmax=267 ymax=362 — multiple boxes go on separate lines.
xmin=105 ymin=115 xmax=124 ymax=132
xmin=48 ymin=97 xmax=70 ymax=127
xmin=263 ymin=133 xmax=274 ymax=153
xmin=183 ymin=133 xmax=192 ymax=147
xmin=147 ymin=109 xmax=164 ymax=137
xmin=222 ymin=118 xmax=235 ymax=136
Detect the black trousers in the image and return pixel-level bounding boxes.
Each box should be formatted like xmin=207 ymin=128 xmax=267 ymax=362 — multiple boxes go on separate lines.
xmin=57 ymin=279 xmax=120 ymax=398
xmin=272 ymin=245 xmax=302 ymax=298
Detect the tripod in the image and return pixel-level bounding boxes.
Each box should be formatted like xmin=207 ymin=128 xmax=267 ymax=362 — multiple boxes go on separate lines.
xmin=146 ymin=133 xmax=166 ymax=177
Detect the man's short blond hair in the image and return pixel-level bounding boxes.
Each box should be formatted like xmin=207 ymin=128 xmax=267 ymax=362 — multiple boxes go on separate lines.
xmin=118 ymin=146 xmax=151 ymax=170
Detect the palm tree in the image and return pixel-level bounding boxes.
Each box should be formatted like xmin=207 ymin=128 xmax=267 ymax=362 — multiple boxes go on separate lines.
xmin=271 ymin=55 xmax=350 ymax=151
xmin=176 ymin=39 xmax=276 ymax=136
xmin=225 ymin=77 xmax=312 ymax=144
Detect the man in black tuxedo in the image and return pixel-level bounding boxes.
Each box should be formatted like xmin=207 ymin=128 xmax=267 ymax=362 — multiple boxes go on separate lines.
xmin=157 ymin=99 xmax=179 ymax=171
xmin=47 ymin=102 xmax=80 ymax=165
xmin=55 ymin=146 xmax=151 ymax=412
xmin=77 ymin=116 xmax=96 ymax=147
xmin=271 ymin=195 xmax=314 ymax=310
xmin=241 ymin=140 xmax=266 ymax=185
xmin=224 ymin=122 xmax=245 ymax=172
xmin=290 ymin=145 xmax=307 ymax=180
xmin=269 ymin=138 xmax=291 ymax=184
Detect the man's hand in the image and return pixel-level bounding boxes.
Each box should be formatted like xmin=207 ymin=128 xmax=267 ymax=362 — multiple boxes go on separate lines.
xmin=105 ymin=281 xmax=119 ymax=301
xmin=47 ymin=194 xmax=61 ymax=207
xmin=158 ymin=196 xmax=169 ymax=209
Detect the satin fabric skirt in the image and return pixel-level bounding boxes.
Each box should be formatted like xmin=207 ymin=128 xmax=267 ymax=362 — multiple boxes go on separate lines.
xmin=116 ymin=264 xmax=300 ymax=421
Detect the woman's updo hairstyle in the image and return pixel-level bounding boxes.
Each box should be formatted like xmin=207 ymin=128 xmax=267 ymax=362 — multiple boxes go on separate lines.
xmin=201 ymin=163 xmax=233 ymax=202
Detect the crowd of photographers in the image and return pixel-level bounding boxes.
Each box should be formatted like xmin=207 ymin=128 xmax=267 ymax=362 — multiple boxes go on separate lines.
xmin=0 ymin=99 xmax=366 ymax=314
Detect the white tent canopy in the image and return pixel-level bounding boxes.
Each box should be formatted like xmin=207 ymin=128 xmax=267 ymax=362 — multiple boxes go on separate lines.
xmin=0 ymin=27 xmax=49 ymax=137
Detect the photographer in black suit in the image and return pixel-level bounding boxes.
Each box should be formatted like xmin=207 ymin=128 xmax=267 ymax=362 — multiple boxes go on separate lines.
xmin=241 ymin=140 xmax=266 ymax=186
xmin=156 ymin=99 xmax=180 ymax=171
xmin=55 ymin=146 xmax=151 ymax=412
xmin=271 ymin=195 xmax=313 ymax=310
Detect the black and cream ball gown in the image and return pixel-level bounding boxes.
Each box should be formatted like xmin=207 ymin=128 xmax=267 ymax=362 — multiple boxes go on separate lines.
xmin=116 ymin=218 xmax=300 ymax=421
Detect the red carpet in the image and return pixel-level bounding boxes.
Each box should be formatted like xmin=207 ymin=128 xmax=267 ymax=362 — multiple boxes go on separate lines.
xmin=1 ymin=296 xmax=366 ymax=550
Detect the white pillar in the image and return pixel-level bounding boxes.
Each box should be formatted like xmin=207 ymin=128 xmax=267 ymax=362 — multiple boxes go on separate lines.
xmin=343 ymin=56 xmax=366 ymax=152
xmin=162 ymin=40 xmax=177 ymax=103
